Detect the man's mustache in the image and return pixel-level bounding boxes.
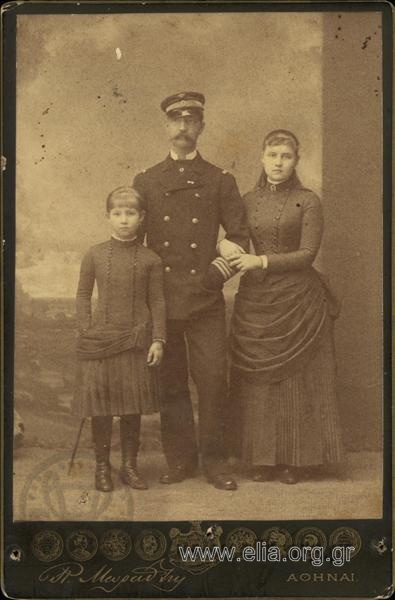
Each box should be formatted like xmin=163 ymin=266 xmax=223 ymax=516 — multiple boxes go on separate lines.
xmin=173 ymin=133 xmax=193 ymax=142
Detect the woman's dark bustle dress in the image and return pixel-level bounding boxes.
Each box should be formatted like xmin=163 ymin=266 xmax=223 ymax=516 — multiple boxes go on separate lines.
xmin=73 ymin=237 xmax=166 ymax=418
xmin=230 ymin=172 xmax=344 ymax=467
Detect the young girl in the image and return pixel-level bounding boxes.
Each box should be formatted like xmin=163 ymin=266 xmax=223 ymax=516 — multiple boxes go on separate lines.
xmin=74 ymin=186 xmax=166 ymax=492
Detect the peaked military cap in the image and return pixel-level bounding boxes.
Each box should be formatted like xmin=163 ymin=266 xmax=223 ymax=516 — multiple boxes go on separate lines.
xmin=161 ymin=91 xmax=205 ymax=117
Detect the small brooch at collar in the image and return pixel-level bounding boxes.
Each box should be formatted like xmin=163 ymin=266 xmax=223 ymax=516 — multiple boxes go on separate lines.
xmin=270 ymin=183 xmax=277 ymax=192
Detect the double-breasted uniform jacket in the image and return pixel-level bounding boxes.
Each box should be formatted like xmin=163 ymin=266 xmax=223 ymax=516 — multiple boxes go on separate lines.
xmin=133 ymin=152 xmax=249 ymax=320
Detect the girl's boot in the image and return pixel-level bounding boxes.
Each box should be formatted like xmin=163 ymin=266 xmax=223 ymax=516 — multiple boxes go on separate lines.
xmin=91 ymin=416 xmax=114 ymax=492
xmin=119 ymin=415 xmax=148 ymax=490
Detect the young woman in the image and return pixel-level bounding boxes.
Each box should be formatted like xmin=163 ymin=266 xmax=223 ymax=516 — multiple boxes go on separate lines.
xmin=74 ymin=186 xmax=166 ymax=492
xmin=228 ymin=130 xmax=344 ymax=484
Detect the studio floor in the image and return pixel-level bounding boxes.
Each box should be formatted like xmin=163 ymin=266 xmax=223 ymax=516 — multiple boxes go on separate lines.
xmin=13 ymin=448 xmax=382 ymax=521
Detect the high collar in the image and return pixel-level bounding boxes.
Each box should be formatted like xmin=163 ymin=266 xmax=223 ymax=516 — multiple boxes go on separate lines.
xmin=264 ymin=178 xmax=293 ymax=193
xmin=161 ymin=151 xmax=205 ymax=175
xmin=255 ymin=169 xmax=303 ymax=192
xmin=110 ymin=235 xmax=138 ymax=246
xmin=170 ymin=148 xmax=198 ymax=161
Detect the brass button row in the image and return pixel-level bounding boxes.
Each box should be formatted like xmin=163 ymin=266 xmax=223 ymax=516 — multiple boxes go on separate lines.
xmin=163 ymin=241 xmax=198 ymax=249
xmin=163 ymin=216 xmax=199 ymax=224
xmin=164 ymin=267 xmax=197 ymax=275
xmin=164 ymin=191 xmax=201 ymax=198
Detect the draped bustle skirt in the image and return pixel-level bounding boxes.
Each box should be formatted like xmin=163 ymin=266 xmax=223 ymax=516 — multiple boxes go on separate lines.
xmin=230 ymin=268 xmax=344 ymax=467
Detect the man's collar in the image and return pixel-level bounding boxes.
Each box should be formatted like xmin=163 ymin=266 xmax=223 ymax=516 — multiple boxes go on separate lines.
xmin=169 ymin=149 xmax=198 ymax=161
xmin=161 ymin=151 xmax=205 ymax=175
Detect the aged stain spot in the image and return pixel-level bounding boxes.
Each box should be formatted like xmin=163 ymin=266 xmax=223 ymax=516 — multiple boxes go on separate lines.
xmin=296 ymin=203 xmax=300 ymax=207
xmin=42 ymin=107 xmax=50 ymax=116
xmin=338 ymin=27 xmax=342 ymax=31
xmin=41 ymin=144 xmax=45 ymax=148
xmin=112 ymin=86 xmax=123 ymax=98
xmin=97 ymin=95 xmax=101 ymax=99
xmin=361 ymin=36 xmax=372 ymax=50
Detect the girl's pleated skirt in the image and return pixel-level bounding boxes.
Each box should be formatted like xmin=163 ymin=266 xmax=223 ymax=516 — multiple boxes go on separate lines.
xmin=73 ymin=348 xmax=161 ymax=417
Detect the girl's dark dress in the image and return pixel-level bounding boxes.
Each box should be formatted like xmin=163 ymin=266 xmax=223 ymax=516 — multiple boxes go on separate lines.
xmin=74 ymin=237 xmax=166 ymax=417
xmin=230 ymin=172 xmax=344 ymax=467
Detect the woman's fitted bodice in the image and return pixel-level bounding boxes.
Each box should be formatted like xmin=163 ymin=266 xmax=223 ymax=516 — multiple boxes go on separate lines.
xmin=243 ymin=174 xmax=323 ymax=273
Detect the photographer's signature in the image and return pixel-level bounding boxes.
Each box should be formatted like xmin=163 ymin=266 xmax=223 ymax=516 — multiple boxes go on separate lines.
xmin=39 ymin=559 xmax=186 ymax=593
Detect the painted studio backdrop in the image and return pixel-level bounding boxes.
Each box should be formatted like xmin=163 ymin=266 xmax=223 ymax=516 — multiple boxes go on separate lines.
xmin=13 ymin=11 xmax=383 ymax=521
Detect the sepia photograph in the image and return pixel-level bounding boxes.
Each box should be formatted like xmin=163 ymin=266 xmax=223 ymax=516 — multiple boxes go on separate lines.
xmin=10 ymin=7 xmax=385 ymax=528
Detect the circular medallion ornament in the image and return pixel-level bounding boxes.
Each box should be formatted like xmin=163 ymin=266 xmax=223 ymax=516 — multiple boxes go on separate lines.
xmin=262 ymin=527 xmax=293 ymax=558
xmin=329 ymin=527 xmax=362 ymax=558
xmin=294 ymin=527 xmax=327 ymax=552
xmin=134 ymin=529 xmax=167 ymax=561
xmin=226 ymin=527 xmax=257 ymax=554
xmin=31 ymin=530 xmax=64 ymax=562
xmin=99 ymin=529 xmax=132 ymax=561
xmin=66 ymin=529 xmax=98 ymax=562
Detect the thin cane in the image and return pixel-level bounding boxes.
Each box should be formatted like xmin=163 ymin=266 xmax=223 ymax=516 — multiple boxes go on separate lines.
xmin=68 ymin=418 xmax=86 ymax=475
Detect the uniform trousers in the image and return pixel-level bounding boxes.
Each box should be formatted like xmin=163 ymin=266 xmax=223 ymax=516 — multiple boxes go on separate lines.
xmin=160 ymin=309 xmax=228 ymax=477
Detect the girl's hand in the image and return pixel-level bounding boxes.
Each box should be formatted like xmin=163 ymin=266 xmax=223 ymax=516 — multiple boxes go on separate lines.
xmin=218 ymin=239 xmax=246 ymax=261
xmin=147 ymin=341 xmax=164 ymax=367
xmin=229 ymin=254 xmax=263 ymax=273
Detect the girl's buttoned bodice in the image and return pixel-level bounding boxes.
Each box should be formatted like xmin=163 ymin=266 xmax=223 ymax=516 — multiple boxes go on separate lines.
xmin=76 ymin=238 xmax=166 ymax=341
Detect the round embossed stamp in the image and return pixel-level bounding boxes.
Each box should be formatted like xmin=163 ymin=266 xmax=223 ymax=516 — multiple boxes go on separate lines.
xmin=134 ymin=529 xmax=167 ymax=561
xmin=294 ymin=527 xmax=327 ymax=552
xmin=329 ymin=527 xmax=362 ymax=558
xmin=262 ymin=527 xmax=292 ymax=558
xmin=99 ymin=529 xmax=132 ymax=561
xmin=66 ymin=529 xmax=98 ymax=562
xmin=17 ymin=451 xmax=134 ymax=521
xmin=226 ymin=527 xmax=257 ymax=554
xmin=31 ymin=530 xmax=64 ymax=562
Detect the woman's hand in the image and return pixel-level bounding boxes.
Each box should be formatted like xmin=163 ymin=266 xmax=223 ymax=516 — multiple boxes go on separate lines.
xmin=218 ymin=239 xmax=246 ymax=260
xmin=147 ymin=341 xmax=164 ymax=367
xmin=229 ymin=254 xmax=263 ymax=273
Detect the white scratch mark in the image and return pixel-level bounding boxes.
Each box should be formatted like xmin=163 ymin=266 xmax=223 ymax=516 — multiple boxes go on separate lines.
xmin=115 ymin=48 xmax=122 ymax=61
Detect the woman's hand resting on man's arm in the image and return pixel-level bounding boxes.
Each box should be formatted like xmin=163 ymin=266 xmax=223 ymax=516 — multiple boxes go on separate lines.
xmin=229 ymin=253 xmax=268 ymax=273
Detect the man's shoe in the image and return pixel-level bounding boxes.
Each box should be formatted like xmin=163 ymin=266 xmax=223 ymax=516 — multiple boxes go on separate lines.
xmin=159 ymin=465 xmax=193 ymax=484
xmin=279 ymin=466 xmax=300 ymax=485
xmin=251 ymin=466 xmax=276 ymax=482
xmin=207 ymin=473 xmax=238 ymax=491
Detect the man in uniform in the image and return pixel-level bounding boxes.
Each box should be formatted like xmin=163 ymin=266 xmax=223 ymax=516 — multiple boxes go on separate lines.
xmin=133 ymin=91 xmax=249 ymax=490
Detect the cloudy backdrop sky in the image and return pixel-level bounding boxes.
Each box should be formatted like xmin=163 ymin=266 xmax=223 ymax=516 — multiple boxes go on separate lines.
xmin=16 ymin=12 xmax=322 ymax=297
